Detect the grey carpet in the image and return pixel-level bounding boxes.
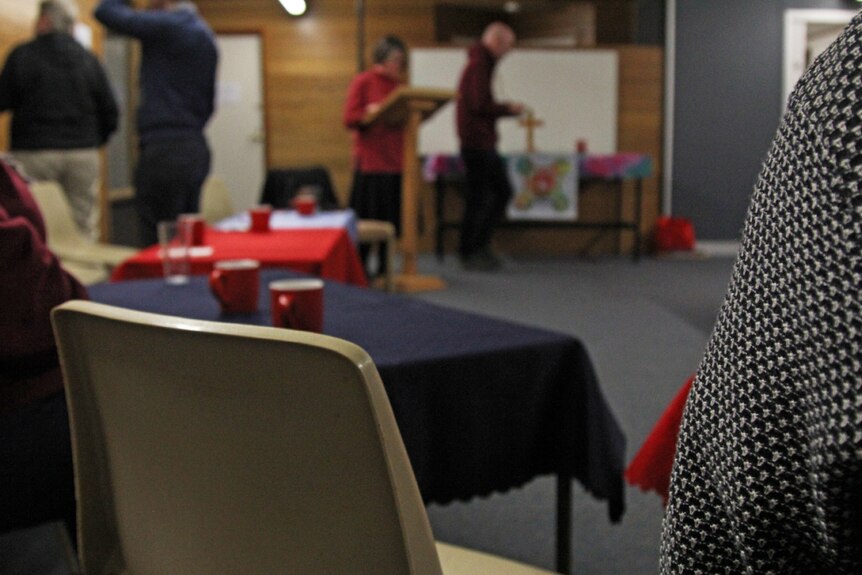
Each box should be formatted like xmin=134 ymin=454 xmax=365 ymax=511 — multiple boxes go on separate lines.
xmin=415 ymin=254 xmax=734 ymax=574
xmin=0 ymin=253 xmax=737 ymax=574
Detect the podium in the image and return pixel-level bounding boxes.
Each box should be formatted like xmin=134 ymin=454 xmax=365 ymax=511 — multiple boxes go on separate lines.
xmin=362 ymin=86 xmax=456 ymax=292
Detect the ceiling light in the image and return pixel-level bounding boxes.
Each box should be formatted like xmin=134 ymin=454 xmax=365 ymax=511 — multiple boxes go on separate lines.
xmin=279 ymin=0 xmax=307 ymax=16
xmin=503 ymin=1 xmax=521 ymax=13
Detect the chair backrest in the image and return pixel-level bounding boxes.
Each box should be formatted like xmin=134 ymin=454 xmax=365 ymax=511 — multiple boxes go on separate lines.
xmin=200 ymin=175 xmax=235 ymax=224
xmin=52 ymin=301 xmax=443 ymax=575
xmin=28 ymin=180 xmax=86 ymax=252
xmin=260 ymin=165 xmax=340 ymax=210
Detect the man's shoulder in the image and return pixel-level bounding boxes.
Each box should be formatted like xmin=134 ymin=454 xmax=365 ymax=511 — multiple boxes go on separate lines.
xmin=5 ymin=39 xmax=38 ymax=60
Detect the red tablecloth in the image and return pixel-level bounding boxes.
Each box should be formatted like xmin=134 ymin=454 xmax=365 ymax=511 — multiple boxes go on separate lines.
xmin=111 ymin=228 xmax=368 ymax=287
xmin=624 ymin=375 xmax=693 ymax=504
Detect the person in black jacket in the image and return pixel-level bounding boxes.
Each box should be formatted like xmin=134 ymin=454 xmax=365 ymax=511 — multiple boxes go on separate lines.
xmin=660 ymin=13 xmax=862 ymax=574
xmin=0 ymin=0 xmax=118 ymax=241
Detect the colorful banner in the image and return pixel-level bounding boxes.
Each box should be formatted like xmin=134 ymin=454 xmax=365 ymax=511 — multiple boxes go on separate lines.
xmin=506 ymin=153 xmax=579 ymax=221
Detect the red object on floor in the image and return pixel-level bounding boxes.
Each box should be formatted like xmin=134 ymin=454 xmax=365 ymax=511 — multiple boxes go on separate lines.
xmin=654 ymin=216 xmax=695 ymax=252
xmin=625 ymin=375 xmax=694 ymax=504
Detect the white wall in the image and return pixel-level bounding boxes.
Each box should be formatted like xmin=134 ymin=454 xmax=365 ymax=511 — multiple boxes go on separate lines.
xmin=410 ymin=48 xmax=618 ymax=155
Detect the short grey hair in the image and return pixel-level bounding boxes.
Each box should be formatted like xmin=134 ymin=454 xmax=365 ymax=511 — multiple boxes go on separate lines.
xmin=39 ymin=0 xmax=78 ymax=33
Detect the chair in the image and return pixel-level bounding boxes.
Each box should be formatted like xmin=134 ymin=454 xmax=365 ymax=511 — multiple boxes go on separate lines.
xmin=61 ymin=260 xmax=114 ymax=286
xmin=52 ymin=301 xmax=558 ymax=575
xmin=28 ymin=181 xmax=136 ymax=277
xmin=357 ymin=218 xmax=397 ymax=291
xmin=262 ymin=165 xmax=398 ymax=291
xmin=260 ymin=165 xmax=341 ymax=211
xmin=200 ymin=175 xmax=235 ymax=224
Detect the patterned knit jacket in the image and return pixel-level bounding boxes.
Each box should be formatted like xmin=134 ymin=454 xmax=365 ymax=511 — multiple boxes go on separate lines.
xmin=660 ymin=14 xmax=862 ymax=575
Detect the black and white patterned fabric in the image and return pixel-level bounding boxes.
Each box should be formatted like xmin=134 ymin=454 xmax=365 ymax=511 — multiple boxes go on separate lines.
xmin=660 ymin=13 xmax=862 ymax=575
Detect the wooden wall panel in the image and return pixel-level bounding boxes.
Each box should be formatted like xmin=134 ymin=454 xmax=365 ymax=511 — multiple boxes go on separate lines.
xmin=514 ymin=3 xmax=596 ymax=47
xmin=595 ymin=0 xmax=637 ymax=44
xmin=616 ymin=45 xmax=663 ymax=253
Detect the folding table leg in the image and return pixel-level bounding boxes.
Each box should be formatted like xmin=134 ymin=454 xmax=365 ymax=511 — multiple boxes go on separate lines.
xmin=556 ymin=472 xmax=572 ymax=574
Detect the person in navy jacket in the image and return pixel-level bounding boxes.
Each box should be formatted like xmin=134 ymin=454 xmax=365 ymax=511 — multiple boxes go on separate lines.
xmin=95 ymin=0 xmax=217 ymax=246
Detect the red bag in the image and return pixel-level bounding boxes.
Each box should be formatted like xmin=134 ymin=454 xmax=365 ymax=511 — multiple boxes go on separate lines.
xmin=653 ymin=216 xmax=695 ymax=252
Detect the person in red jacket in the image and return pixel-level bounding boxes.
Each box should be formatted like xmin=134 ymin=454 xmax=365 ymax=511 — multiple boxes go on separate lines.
xmin=0 ymin=156 xmax=87 ymax=540
xmin=456 ymin=22 xmax=523 ymax=271
xmin=343 ymin=35 xmax=407 ymax=279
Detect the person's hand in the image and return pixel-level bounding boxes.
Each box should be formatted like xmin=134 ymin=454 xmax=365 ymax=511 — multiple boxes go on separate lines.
xmin=366 ymin=102 xmax=382 ymax=115
xmin=509 ymin=102 xmax=525 ymax=115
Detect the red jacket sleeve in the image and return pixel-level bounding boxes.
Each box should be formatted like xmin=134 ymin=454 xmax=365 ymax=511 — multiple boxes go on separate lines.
xmin=459 ymin=51 xmax=513 ymax=119
xmin=0 ymin=160 xmax=88 ymax=360
xmin=343 ymin=73 xmax=369 ymax=130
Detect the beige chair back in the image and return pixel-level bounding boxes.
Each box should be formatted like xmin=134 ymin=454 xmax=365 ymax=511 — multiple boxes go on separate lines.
xmin=29 ymin=180 xmax=136 ymax=277
xmin=357 ymin=219 xmax=397 ymax=292
xmin=52 ymin=301 xmax=443 ymax=574
xmin=200 ymin=175 xmax=235 ymax=224
xmin=29 ymin=180 xmax=88 ymax=253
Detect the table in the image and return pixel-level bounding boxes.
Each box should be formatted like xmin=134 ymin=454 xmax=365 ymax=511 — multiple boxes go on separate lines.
xmin=215 ymin=208 xmax=360 ymax=244
xmin=111 ymin=228 xmax=367 ymax=287
xmin=87 ymin=269 xmax=626 ymax=573
xmin=427 ymin=153 xmax=652 ymax=261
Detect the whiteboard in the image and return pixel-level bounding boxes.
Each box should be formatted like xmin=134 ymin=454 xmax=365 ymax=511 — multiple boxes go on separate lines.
xmin=410 ymin=48 xmax=618 ymax=155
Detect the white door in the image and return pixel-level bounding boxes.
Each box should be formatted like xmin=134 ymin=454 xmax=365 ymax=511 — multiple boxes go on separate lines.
xmin=782 ymin=10 xmax=856 ymax=110
xmin=207 ymin=34 xmax=266 ymax=212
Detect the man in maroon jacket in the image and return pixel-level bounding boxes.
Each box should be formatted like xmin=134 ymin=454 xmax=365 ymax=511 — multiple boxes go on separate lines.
xmin=0 ymin=156 xmax=87 ymax=540
xmin=456 ymin=22 xmax=523 ymax=271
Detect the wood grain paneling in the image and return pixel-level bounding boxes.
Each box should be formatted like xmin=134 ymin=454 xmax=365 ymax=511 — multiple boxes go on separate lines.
xmin=514 ymin=3 xmax=596 ymax=47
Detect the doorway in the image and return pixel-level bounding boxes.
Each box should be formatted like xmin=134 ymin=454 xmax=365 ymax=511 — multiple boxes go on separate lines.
xmin=207 ymin=33 xmax=267 ymax=212
xmin=783 ymin=9 xmax=856 ymax=109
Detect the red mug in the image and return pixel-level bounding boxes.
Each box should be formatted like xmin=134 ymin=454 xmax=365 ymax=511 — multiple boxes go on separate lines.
xmin=269 ymin=278 xmax=324 ymax=332
xmin=209 ymin=259 xmax=260 ymax=314
xmin=179 ymin=213 xmax=206 ymax=246
xmin=292 ymin=195 xmax=317 ymax=216
xmin=249 ymin=205 xmax=272 ymax=232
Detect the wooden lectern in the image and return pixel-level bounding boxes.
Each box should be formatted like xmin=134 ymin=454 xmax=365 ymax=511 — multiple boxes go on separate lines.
xmin=362 ymin=86 xmax=456 ymax=292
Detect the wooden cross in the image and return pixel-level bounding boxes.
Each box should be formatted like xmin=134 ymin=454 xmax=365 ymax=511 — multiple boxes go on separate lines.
xmin=518 ymin=109 xmax=544 ymax=153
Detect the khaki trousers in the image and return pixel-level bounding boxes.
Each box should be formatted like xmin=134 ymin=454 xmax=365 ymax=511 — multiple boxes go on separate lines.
xmin=13 ymin=149 xmax=101 ymax=241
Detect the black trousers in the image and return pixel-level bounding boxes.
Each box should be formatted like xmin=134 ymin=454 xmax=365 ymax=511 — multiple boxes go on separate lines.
xmin=0 ymin=392 xmax=75 ymax=539
xmin=135 ymin=136 xmax=211 ymax=246
xmin=459 ymin=148 xmax=513 ymax=258
xmin=350 ymin=171 xmax=402 ymax=277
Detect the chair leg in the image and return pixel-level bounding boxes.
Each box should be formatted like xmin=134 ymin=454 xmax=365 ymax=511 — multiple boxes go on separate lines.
xmin=384 ymin=236 xmax=395 ymax=292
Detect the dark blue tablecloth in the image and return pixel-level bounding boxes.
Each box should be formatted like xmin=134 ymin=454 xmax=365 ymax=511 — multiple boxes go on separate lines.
xmin=88 ymin=269 xmax=625 ymax=521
